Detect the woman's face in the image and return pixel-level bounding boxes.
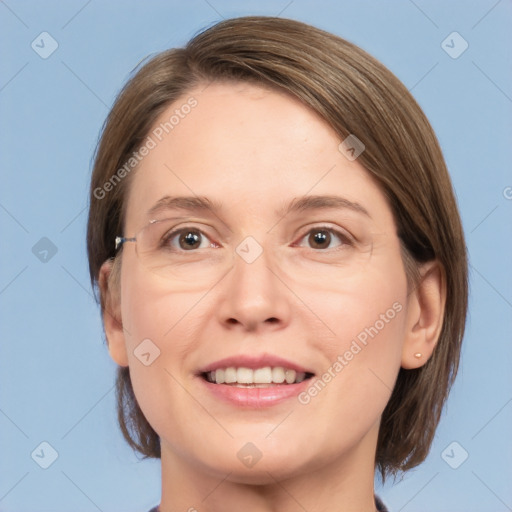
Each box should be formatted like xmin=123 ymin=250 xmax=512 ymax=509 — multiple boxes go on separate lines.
xmin=109 ymin=81 xmax=414 ymax=481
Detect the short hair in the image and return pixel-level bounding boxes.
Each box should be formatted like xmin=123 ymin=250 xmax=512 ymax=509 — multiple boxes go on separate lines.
xmin=87 ymin=15 xmax=468 ymax=483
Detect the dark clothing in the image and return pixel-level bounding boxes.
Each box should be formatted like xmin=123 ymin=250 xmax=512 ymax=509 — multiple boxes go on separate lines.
xmin=375 ymin=494 xmax=389 ymax=511
xmin=147 ymin=494 xmax=389 ymax=511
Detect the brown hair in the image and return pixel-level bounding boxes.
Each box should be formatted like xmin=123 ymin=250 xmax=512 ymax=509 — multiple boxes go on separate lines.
xmin=87 ymin=16 xmax=468 ymax=482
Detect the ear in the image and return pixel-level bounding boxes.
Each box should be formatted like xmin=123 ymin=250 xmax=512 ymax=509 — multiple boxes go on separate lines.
xmin=99 ymin=259 xmax=129 ymax=367
xmin=401 ymin=260 xmax=446 ymax=369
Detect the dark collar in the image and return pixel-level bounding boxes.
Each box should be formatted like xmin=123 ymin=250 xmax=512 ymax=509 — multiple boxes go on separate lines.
xmin=375 ymin=494 xmax=389 ymax=511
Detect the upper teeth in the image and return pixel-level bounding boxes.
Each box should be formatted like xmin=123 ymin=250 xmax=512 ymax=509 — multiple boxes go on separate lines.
xmin=206 ymin=367 xmax=307 ymax=385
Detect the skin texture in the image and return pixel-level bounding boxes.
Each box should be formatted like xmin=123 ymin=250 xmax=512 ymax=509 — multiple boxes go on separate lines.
xmin=100 ymin=82 xmax=445 ymax=512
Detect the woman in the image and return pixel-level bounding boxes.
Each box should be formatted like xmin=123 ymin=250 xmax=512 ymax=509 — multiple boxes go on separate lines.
xmin=87 ymin=16 xmax=468 ymax=512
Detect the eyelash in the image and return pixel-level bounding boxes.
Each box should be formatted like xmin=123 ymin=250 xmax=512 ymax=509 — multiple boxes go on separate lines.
xmin=294 ymin=225 xmax=354 ymax=251
xmin=161 ymin=225 xmax=353 ymax=252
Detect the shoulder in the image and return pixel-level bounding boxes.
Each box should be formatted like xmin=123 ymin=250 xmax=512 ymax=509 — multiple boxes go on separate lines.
xmin=147 ymin=499 xmax=387 ymax=512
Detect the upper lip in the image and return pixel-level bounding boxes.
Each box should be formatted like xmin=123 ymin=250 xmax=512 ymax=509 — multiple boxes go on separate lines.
xmin=198 ymin=354 xmax=315 ymax=375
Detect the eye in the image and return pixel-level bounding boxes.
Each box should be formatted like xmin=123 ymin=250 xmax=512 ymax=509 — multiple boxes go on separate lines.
xmin=161 ymin=227 xmax=218 ymax=251
xmin=157 ymin=224 xmax=351 ymax=252
xmin=295 ymin=226 xmax=353 ymax=251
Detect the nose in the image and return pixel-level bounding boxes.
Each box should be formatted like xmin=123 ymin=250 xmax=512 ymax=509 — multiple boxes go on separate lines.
xmin=216 ymin=241 xmax=292 ymax=332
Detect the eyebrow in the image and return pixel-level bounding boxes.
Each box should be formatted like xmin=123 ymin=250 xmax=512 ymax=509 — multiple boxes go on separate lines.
xmin=147 ymin=194 xmax=371 ymax=219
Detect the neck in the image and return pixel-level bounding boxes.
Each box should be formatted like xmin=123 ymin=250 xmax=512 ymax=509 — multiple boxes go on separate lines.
xmin=158 ymin=422 xmax=380 ymax=512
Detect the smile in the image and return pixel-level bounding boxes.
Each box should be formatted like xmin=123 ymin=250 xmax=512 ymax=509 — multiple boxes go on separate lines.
xmin=203 ymin=366 xmax=314 ymax=386
xmin=198 ymin=354 xmax=316 ymax=407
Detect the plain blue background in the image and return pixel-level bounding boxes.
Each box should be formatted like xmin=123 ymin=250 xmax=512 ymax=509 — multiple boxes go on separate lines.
xmin=1 ymin=1 xmax=511 ymax=511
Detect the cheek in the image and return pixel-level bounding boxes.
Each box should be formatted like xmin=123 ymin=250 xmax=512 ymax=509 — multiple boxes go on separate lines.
xmin=292 ymin=283 xmax=406 ymax=453
xmin=119 ymin=267 xmax=202 ymax=441
xmin=119 ymin=258 xmax=212 ymax=381
xmin=120 ymin=255 xmax=201 ymax=347
xmin=306 ymin=253 xmax=408 ymax=395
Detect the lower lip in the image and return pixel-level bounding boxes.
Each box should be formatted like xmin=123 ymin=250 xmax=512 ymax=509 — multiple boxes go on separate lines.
xmin=200 ymin=377 xmax=312 ymax=407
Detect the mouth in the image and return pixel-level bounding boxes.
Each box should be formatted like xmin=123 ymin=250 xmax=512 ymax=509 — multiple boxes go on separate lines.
xmin=201 ymin=366 xmax=315 ymax=387
xmin=197 ymin=355 xmax=316 ymax=407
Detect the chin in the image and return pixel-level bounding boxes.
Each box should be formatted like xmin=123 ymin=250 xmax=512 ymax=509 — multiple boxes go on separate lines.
xmin=192 ymin=437 xmax=319 ymax=484
xmin=208 ymin=456 xmax=309 ymax=485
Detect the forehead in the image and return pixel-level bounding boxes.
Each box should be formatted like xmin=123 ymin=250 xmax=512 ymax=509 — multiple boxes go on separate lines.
xmin=124 ymin=81 xmax=393 ymax=232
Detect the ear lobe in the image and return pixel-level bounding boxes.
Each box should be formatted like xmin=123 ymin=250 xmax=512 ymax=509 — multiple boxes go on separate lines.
xmin=401 ymin=260 xmax=446 ymax=369
xmin=99 ymin=259 xmax=129 ymax=367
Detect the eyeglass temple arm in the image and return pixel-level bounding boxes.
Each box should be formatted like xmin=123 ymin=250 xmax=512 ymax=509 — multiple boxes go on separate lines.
xmin=115 ymin=236 xmax=136 ymax=251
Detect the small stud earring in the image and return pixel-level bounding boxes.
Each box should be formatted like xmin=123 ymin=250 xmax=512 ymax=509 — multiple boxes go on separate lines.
xmin=414 ymin=353 xmax=422 ymax=358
